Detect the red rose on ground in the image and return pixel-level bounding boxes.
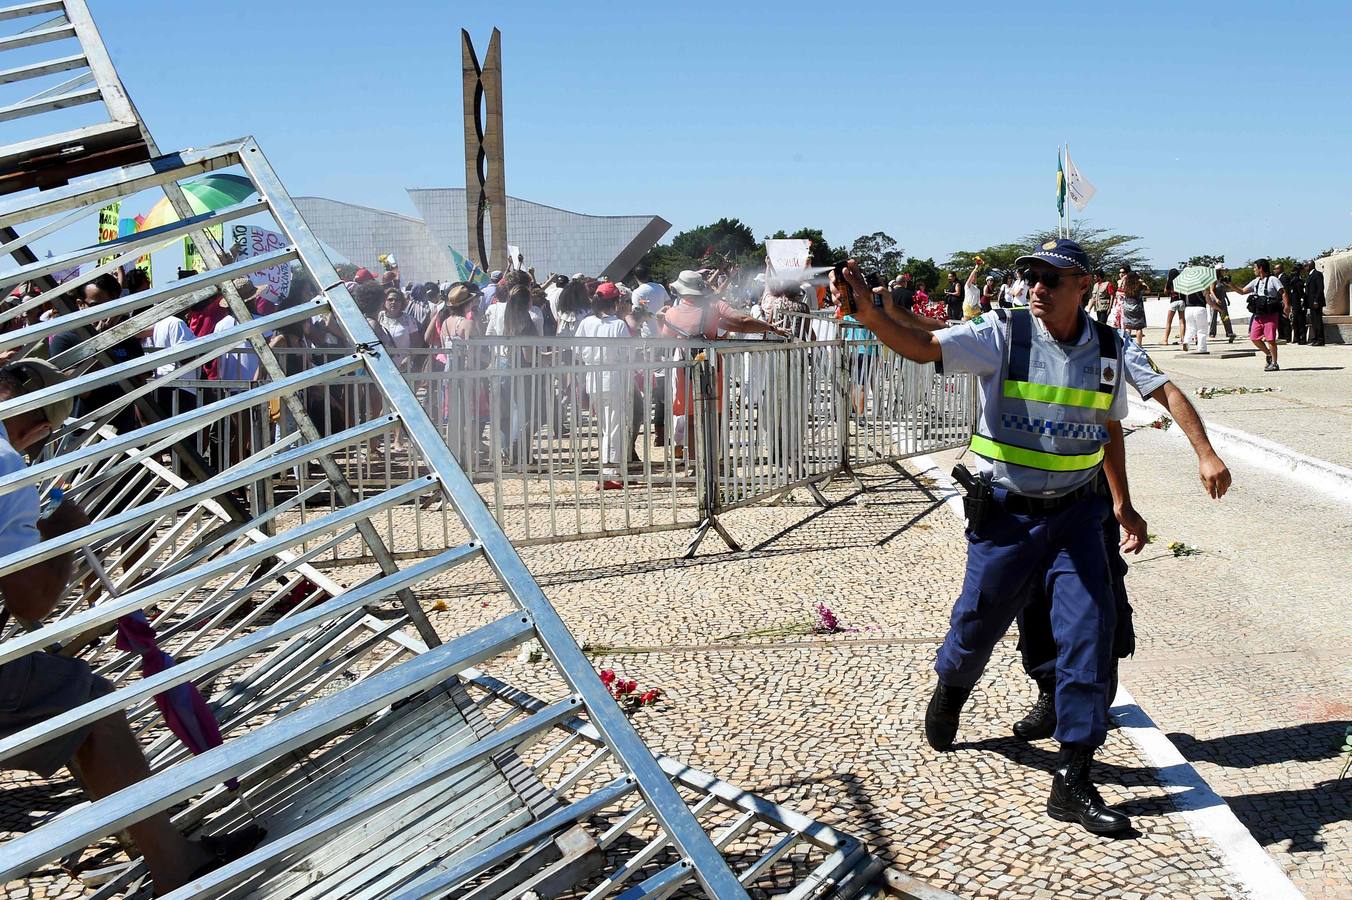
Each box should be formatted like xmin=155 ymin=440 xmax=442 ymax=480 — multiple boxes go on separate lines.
xmin=599 ymin=669 xmax=616 ymax=686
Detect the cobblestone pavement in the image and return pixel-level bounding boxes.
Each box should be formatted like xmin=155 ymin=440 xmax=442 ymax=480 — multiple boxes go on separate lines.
xmin=418 ymin=466 xmax=1245 ymax=900
xmin=1 ymin=464 xmax=1250 ymax=899
xmin=1107 ymin=344 xmax=1352 ymax=899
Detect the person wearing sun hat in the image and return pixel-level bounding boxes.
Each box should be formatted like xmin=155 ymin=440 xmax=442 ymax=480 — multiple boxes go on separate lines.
xmin=836 ymin=237 xmax=1232 ymax=836
xmin=657 ymin=271 xmax=787 ymax=461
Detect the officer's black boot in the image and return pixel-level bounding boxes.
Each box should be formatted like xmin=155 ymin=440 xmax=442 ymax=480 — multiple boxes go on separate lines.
xmin=1013 ymin=678 xmax=1057 ymax=741
xmin=1047 ymin=744 xmax=1131 ymax=836
xmin=924 ymin=682 xmax=971 ymax=752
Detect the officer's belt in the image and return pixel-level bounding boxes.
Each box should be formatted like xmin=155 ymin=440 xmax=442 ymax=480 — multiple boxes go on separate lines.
xmin=996 ymin=477 xmax=1101 ymax=515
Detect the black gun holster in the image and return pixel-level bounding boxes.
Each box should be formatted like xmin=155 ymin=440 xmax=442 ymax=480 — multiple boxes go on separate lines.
xmin=951 ymin=463 xmax=993 ymax=530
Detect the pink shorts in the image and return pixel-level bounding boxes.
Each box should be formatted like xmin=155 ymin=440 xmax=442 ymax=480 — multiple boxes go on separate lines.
xmin=1249 ymin=311 xmax=1279 ymax=342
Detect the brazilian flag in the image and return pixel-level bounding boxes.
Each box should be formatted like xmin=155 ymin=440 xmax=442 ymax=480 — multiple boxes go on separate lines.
xmin=1056 ymin=150 xmax=1066 ymax=217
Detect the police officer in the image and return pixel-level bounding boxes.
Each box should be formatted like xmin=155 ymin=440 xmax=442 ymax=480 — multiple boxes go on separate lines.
xmin=839 ymin=239 xmax=1231 ymax=835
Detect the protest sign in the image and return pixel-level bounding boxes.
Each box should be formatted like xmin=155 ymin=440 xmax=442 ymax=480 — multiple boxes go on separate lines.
xmin=765 ymin=239 xmax=811 ymax=276
xmin=97 ymin=201 xmax=121 ymax=266
xmin=507 ymin=244 xmax=523 ymax=270
xmin=229 ymin=224 xmax=292 ymax=305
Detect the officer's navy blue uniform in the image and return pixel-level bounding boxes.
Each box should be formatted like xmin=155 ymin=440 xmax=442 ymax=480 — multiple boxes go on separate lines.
xmin=933 ymin=302 xmax=1167 ymax=749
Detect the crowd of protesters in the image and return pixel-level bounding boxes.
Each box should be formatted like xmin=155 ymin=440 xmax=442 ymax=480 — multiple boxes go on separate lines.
xmin=2 ymin=248 xmax=1332 ymax=488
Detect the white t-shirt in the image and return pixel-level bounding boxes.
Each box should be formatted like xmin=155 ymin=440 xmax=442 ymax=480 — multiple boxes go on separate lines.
xmin=574 ymin=314 xmax=633 ymax=394
xmin=544 ymin=284 xmax=564 ymax=319
xmin=631 ymin=282 xmax=671 ymax=315
xmin=483 ymin=303 xmax=544 ymax=338
xmin=1008 ymin=279 xmax=1029 ymax=307
xmin=212 ymin=315 xmax=260 ymax=383
xmin=0 ymin=423 xmax=40 ymax=559
xmin=143 ymin=316 xmax=200 ymax=385
xmin=1244 ymin=276 xmax=1284 ymax=299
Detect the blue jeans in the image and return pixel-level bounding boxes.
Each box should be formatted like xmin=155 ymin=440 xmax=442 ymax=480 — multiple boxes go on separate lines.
xmin=935 ymin=492 xmax=1116 ymax=746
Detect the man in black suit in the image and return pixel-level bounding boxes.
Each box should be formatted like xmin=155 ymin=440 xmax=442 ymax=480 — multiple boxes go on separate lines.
xmin=1304 ymin=261 xmax=1326 ymax=346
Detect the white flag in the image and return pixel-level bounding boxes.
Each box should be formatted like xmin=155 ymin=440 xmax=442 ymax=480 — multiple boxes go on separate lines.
xmin=1063 ymin=148 xmax=1097 ymax=213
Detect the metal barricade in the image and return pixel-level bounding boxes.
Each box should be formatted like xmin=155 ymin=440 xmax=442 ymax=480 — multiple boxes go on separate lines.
xmin=170 ymin=327 xmax=975 ymax=567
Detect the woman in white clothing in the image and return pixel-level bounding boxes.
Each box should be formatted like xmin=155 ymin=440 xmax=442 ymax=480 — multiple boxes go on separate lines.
xmin=484 ymin=284 xmax=543 ymax=465
xmin=573 ymin=283 xmax=633 ymax=488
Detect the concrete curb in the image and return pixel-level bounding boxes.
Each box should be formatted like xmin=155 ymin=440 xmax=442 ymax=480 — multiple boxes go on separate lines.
xmin=909 ymin=453 xmax=1304 ymax=900
xmin=1126 ymin=396 xmax=1352 ymax=506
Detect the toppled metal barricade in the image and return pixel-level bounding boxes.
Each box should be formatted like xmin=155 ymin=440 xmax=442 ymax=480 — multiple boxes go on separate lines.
xmin=0 ymin=3 xmax=952 ymax=898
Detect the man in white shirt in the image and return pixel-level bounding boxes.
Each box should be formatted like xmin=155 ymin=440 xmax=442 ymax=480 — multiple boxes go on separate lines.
xmin=630 ymin=265 xmax=671 ymax=315
xmin=142 ymin=315 xmax=200 ymax=414
xmin=573 ymin=283 xmax=634 ymax=488
xmin=1008 ymin=274 xmax=1030 ymax=307
xmin=544 ymin=275 xmax=567 ymax=320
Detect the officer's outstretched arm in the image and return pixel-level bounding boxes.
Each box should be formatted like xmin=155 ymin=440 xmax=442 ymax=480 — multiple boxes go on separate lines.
xmin=848 ymin=302 xmax=943 ymax=362
xmin=1148 ymin=382 xmax=1232 ymax=499
xmin=840 ymin=267 xmax=942 ymax=363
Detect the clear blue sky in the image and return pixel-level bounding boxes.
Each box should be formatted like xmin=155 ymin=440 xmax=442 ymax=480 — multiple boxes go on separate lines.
xmin=100 ymin=0 xmax=1352 ymax=269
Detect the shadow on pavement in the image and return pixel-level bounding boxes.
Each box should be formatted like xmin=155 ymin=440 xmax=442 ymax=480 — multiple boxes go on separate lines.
xmin=1168 ymin=721 xmax=1352 ymax=768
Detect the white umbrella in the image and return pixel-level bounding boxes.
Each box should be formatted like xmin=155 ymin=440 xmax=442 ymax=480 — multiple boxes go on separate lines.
xmin=1173 ymin=265 xmax=1218 ymax=296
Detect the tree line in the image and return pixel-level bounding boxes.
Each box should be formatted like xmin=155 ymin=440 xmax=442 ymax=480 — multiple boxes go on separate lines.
xmin=638 ymin=219 xmax=1164 ymax=292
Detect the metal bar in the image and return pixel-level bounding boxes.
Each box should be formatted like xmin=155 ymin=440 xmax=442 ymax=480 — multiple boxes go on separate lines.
xmin=0 ymin=244 xmax=296 ymax=343
xmin=60 ymin=0 xmax=135 ymax=125
xmin=0 ymin=357 xmax=360 ymax=494
xmin=0 ymin=49 xmax=84 ymax=84
xmin=0 ymin=20 xmax=72 ymax=51
xmin=0 ymin=197 xmax=269 ymax=285
xmin=0 ymin=1 xmax=64 ymax=21
xmin=164 ymin=697 xmax=581 ymax=900
xmin=0 ymin=415 xmax=394 ymax=576
xmin=614 ymin=862 xmax=692 ymax=900
xmin=0 ymin=81 xmax=96 ymax=121
xmin=0 ymin=477 xmax=434 ymax=667
xmin=7 ymin=299 xmax=321 ymax=414
xmin=0 ymin=612 xmax=535 ymax=881
xmin=389 ymin=774 xmax=637 ymax=900
xmin=0 ymin=140 xmax=243 ymax=227
xmin=238 ymin=137 xmax=748 ymax=897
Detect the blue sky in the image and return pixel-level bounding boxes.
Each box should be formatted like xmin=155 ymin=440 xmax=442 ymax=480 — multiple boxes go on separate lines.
xmin=99 ymin=0 xmax=1352 ymax=268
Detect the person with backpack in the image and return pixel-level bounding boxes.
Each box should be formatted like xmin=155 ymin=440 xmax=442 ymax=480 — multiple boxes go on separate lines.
xmin=1229 ymin=258 xmax=1291 ymax=371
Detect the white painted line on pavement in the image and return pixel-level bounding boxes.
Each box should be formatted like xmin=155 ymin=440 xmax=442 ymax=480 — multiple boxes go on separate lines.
xmin=909 ymin=454 xmax=965 ymax=521
xmin=908 ymin=452 xmax=1304 ymax=899
xmin=1127 ymin=396 xmax=1352 ymax=506
xmin=1112 ymin=688 xmax=1305 ymax=900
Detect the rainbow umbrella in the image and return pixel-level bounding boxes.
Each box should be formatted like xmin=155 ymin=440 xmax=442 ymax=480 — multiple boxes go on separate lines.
xmin=137 ymin=173 xmax=257 ymax=231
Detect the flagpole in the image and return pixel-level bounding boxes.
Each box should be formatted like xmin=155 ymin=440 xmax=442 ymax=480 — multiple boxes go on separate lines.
xmin=1065 ymin=141 xmax=1072 ymax=239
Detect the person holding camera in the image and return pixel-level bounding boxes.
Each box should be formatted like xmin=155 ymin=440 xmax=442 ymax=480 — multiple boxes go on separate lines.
xmin=837 ymin=238 xmax=1230 ymax=837
xmin=1230 ymin=258 xmax=1290 ymax=371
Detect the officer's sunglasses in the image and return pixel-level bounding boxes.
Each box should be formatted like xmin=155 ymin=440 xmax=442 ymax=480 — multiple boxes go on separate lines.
xmin=1018 ymin=267 xmax=1064 ymax=290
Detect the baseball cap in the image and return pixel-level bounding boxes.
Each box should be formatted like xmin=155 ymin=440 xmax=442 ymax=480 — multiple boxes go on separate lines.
xmin=353 ymin=267 xmax=376 ymax=283
xmin=489 ymin=270 xmax=503 ymax=281
xmin=595 ymin=282 xmax=620 ymax=301
xmin=5 ymin=359 xmax=73 ymax=428
xmin=1015 ymin=238 xmax=1091 ymax=274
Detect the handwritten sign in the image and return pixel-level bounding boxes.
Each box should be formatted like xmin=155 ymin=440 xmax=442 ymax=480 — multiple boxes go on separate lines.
xmin=765 ymin=239 xmax=811 ymax=277
xmin=96 ymin=201 xmax=121 ymax=266
xmin=229 ymin=224 xmax=292 ymax=306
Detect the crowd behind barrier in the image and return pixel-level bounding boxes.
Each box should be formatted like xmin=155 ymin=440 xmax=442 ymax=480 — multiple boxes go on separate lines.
xmin=158 ymin=329 xmax=976 ymax=565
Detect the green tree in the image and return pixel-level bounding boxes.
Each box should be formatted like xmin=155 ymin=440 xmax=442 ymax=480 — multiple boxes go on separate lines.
xmin=944 ymin=243 xmax=1024 ymax=279
xmin=1182 ymin=254 xmax=1225 ymax=268
xmin=848 ymin=232 xmax=905 ymax=278
xmin=669 ymin=218 xmax=759 ymax=268
xmin=902 ymin=256 xmax=940 ymax=291
xmin=1020 ymin=223 xmax=1149 ymax=276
